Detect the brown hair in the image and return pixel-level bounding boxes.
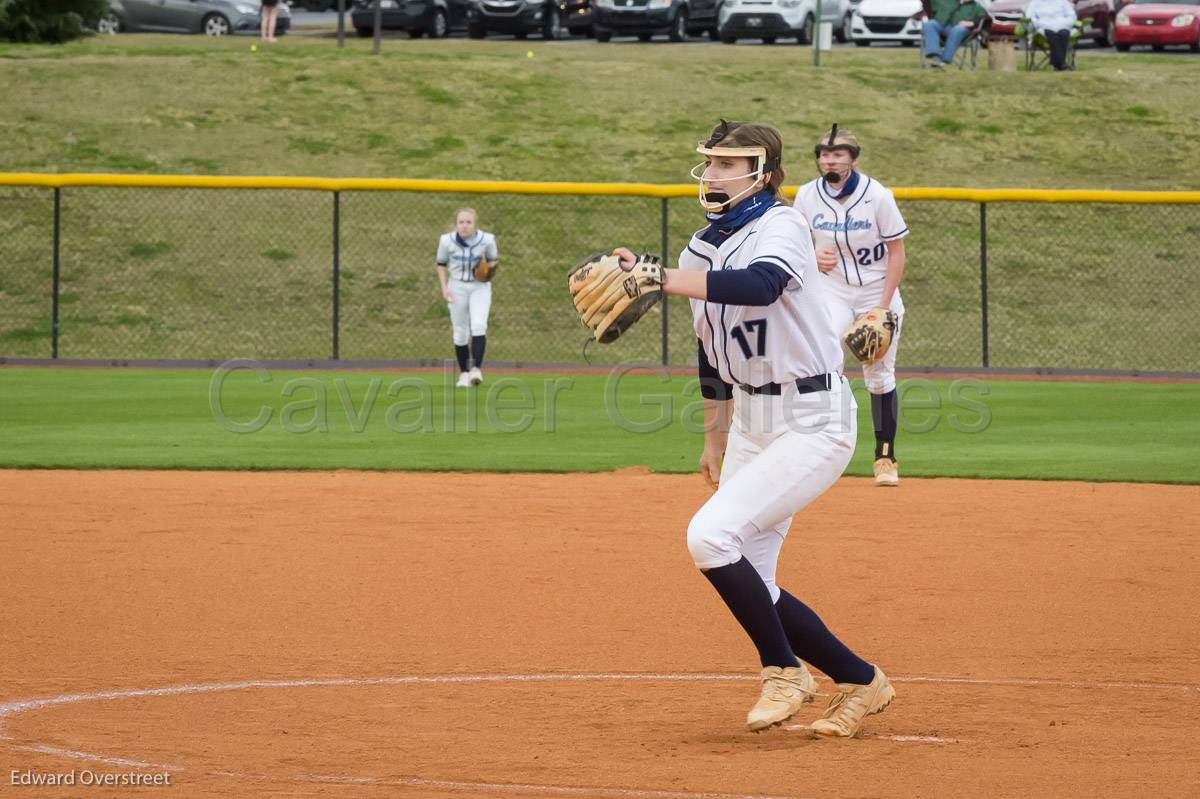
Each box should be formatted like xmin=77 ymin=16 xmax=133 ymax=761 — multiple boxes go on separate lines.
xmin=451 ymin=207 xmax=477 ymax=230
xmin=705 ymin=120 xmax=787 ymax=202
xmin=814 ymin=128 xmax=861 ymax=160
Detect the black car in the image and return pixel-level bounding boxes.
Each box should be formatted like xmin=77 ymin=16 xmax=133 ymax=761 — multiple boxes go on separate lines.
xmin=467 ymin=0 xmax=593 ymax=38
xmin=352 ymin=0 xmax=470 ymax=37
xmin=592 ymin=0 xmax=718 ymax=41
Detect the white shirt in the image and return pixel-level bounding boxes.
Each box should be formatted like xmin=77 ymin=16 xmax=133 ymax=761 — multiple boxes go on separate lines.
xmin=1027 ymin=0 xmax=1077 ymax=32
xmin=436 ymin=230 xmax=499 ymax=283
xmin=679 ymin=205 xmax=843 ymax=387
xmin=793 ymin=173 xmax=908 ymax=287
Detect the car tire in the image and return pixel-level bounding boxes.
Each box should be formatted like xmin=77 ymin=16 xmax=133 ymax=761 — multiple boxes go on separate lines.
xmin=1116 ymin=42 xmax=1130 ymax=51
xmin=468 ymin=23 xmax=486 ymax=38
xmin=855 ymin=39 xmax=870 ymax=46
xmin=637 ymin=32 xmax=652 ymax=41
xmin=568 ymin=25 xmax=591 ymax=35
xmin=596 ymin=30 xmax=612 ymax=41
xmin=356 ymin=26 xmax=372 ymax=37
xmin=708 ymin=26 xmax=719 ymax=40
xmin=202 ymin=13 xmax=231 ymax=35
xmin=409 ymin=28 xmax=424 ymax=37
xmin=836 ymin=12 xmax=851 ymax=43
xmin=720 ymin=34 xmax=737 ymax=43
xmin=670 ymin=9 xmax=688 ymax=42
xmin=901 ymin=39 xmax=916 ymax=46
xmin=97 ymin=12 xmax=121 ymax=34
xmin=543 ymin=7 xmax=562 ymax=39
xmin=1152 ymin=43 xmax=1164 ymax=50
xmin=1193 ymin=30 xmax=1200 ymax=51
xmin=1096 ymin=17 xmax=1113 ymax=46
xmin=763 ymin=36 xmax=775 ymax=43
xmin=796 ymin=13 xmax=812 ymax=44
xmin=429 ymin=9 xmax=448 ymax=37
xmin=516 ymin=31 xmax=528 ymax=38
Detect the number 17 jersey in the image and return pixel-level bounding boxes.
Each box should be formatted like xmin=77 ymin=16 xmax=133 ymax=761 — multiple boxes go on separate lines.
xmin=793 ymin=172 xmax=908 ymax=288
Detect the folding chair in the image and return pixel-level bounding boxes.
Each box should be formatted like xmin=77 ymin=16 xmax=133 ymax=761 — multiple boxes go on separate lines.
xmin=918 ymin=2 xmax=992 ymax=71
xmin=1019 ymin=16 xmax=1087 ymax=71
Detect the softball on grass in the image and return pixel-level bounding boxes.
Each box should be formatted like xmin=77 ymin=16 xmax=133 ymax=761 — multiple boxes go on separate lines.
xmin=251 ymin=44 xmax=257 ymax=52
xmin=526 ymin=50 xmax=534 ymax=58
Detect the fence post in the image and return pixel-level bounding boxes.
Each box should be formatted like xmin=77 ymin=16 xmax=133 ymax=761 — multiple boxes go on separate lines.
xmin=52 ymin=188 xmax=61 ymax=359
xmin=979 ymin=201 xmax=989 ymax=368
xmin=332 ymin=191 xmax=341 ymax=361
xmin=660 ymin=198 xmax=669 ymax=366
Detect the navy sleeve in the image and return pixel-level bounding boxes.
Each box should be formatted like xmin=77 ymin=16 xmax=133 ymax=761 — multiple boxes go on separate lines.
xmin=697 ymin=340 xmax=734 ymax=401
xmin=705 ymin=261 xmax=793 ymax=306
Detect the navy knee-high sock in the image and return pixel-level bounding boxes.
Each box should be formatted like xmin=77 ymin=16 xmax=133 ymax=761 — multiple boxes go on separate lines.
xmin=702 ymin=558 xmax=797 ymax=668
xmin=454 ymin=345 xmax=470 ymax=373
xmin=471 ymin=335 xmax=486 ymax=369
xmin=872 ymin=389 xmax=898 ymax=461
xmin=775 ymin=589 xmax=874 ymax=685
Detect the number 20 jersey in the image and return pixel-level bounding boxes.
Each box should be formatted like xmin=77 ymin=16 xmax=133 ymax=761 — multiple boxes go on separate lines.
xmin=793 ymin=173 xmax=909 ymax=288
xmin=679 ymin=204 xmax=843 ymax=388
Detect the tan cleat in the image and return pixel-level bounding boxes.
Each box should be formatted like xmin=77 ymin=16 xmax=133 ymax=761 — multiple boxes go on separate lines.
xmin=809 ymin=665 xmax=895 ymax=738
xmin=746 ymin=663 xmax=818 ymax=732
xmin=873 ymin=458 xmax=899 ymax=487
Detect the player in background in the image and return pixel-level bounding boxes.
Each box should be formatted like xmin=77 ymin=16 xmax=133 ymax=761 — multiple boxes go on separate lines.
xmin=436 ymin=208 xmax=498 ymax=388
xmin=614 ymin=119 xmax=894 ymax=737
xmin=793 ymin=126 xmax=908 ymax=487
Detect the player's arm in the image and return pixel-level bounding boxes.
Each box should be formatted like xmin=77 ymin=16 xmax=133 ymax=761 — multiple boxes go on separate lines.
xmin=437 ymin=264 xmax=451 ymax=302
xmin=879 ymin=239 xmax=905 ymax=309
xmin=612 ymin=248 xmax=791 ymax=304
xmin=696 ymin=342 xmax=733 ymax=491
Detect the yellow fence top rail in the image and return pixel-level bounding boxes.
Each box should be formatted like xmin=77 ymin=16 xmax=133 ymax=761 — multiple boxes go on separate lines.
xmin=2 ymin=173 xmax=1199 ymax=204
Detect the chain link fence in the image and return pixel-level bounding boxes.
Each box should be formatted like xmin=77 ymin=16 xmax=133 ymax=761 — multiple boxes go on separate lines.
xmin=2 ymin=180 xmax=1197 ymax=372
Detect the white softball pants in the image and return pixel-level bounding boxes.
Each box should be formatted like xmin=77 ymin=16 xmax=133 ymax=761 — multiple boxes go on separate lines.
xmin=686 ymin=377 xmax=857 ymax=601
xmin=448 ymin=280 xmax=492 ymax=346
xmin=821 ymin=276 xmax=904 ymax=394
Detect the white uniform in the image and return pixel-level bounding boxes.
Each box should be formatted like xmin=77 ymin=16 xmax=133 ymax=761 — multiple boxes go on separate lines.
xmin=793 ymin=173 xmax=908 ymax=393
xmin=680 ymin=204 xmax=857 ymax=601
xmin=436 ymin=230 xmax=498 ymax=346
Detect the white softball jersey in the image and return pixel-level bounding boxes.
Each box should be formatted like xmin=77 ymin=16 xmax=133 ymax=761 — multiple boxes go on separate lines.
xmin=436 ymin=230 xmax=498 ymax=283
xmin=793 ymin=173 xmax=908 ymax=287
xmin=678 ymin=205 xmax=844 ymax=388
xmin=681 ymin=203 xmax=858 ymax=584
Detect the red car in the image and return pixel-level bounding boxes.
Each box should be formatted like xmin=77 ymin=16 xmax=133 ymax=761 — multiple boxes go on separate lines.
xmin=1114 ymin=0 xmax=1200 ymax=49
xmin=987 ymin=0 xmax=1121 ymax=43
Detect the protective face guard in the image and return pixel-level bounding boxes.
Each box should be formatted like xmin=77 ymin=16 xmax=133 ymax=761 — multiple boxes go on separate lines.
xmin=691 ymin=143 xmax=769 ymax=213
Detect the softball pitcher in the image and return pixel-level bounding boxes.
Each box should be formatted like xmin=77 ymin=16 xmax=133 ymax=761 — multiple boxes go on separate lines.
xmin=793 ymin=126 xmax=908 ymax=486
xmin=608 ymin=120 xmax=894 ymax=737
xmin=436 ymin=208 xmax=498 ymax=388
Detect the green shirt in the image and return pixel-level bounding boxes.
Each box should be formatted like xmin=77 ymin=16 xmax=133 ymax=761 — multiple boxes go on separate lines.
xmin=930 ymin=0 xmax=987 ymax=26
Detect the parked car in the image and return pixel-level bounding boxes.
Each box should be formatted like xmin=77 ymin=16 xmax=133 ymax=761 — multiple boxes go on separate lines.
xmin=849 ymin=0 xmax=921 ymax=44
xmin=351 ymin=0 xmax=469 ymax=37
xmin=717 ymin=0 xmax=856 ymax=43
xmin=468 ymin=0 xmax=593 ymax=39
xmin=592 ymin=0 xmax=719 ymax=42
xmin=988 ymin=0 xmax=1120 ymax=43
xmin=1114 ymin=0 xmax=1199 ymax=49
xmin=100 ymin=0 xmax=291 ymax=35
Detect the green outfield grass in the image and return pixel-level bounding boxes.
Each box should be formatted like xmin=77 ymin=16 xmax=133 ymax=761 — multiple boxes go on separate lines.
xmin=1 ymin=368 xmax=1196 ymax=483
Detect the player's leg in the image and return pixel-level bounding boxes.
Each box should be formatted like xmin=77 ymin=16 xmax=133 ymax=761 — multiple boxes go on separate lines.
xmin=467 ymin=283 xmax=492 ymax=384
xmin=448 ymin=282 xmax=472 ymax=387
xmin=856 ymin=287 xmax=904 ymax=486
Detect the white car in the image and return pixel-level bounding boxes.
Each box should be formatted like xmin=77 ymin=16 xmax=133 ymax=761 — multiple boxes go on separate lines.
xmin=718 ymin=0 xmax=857 ymax=44
xmin=850 ymin=0 xmax=922 ymax=45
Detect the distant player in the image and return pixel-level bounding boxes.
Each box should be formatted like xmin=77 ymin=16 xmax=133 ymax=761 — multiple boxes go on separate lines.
xmin=793 ymin=126 xmax=908 ymax=487
xmin=614 ymin=119 xmax=894 ymax=737
xmin=436 ymin=208 xmax=498 ymax=388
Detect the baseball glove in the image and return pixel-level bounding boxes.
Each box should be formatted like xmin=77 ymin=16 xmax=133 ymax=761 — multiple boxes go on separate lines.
xmin=474 ymin=258 xmax=497 ymax=282
xmin=842 ymin=306 xmax=897 ymax=364
xmin=568 ymin=250 xmax=664 ymax=343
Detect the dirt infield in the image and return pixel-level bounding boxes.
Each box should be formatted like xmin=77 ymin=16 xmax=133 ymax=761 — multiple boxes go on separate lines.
xmin=2 ymin=470 xmax=1198 ymax=799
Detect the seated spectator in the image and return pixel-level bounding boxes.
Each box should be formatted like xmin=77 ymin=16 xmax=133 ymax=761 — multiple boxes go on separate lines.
xmin=1026 ymin=0 xmax=1078 ymax=71
xmin=922 ymin=0 xmax=989 ymax=68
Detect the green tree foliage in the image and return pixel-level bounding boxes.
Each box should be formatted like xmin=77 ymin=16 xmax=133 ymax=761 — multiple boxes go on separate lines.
xmin=0 ymin=0 xmax=109 ymax=43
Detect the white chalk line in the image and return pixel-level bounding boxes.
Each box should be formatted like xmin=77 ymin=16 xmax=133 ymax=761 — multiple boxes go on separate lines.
xmin=2 ymin=672 xmax=1196 ymax=799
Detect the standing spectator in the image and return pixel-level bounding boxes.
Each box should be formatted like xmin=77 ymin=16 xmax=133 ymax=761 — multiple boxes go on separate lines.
xmin=437 ymin=208 xmax=499 ymax=388
xmin=922 ymin=0 xmax=988 ymax=67
xmin=260 ymin=0 xmax=280 ymax=43
xmin=1026 ymin=0 xmax=1077 ymax=71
